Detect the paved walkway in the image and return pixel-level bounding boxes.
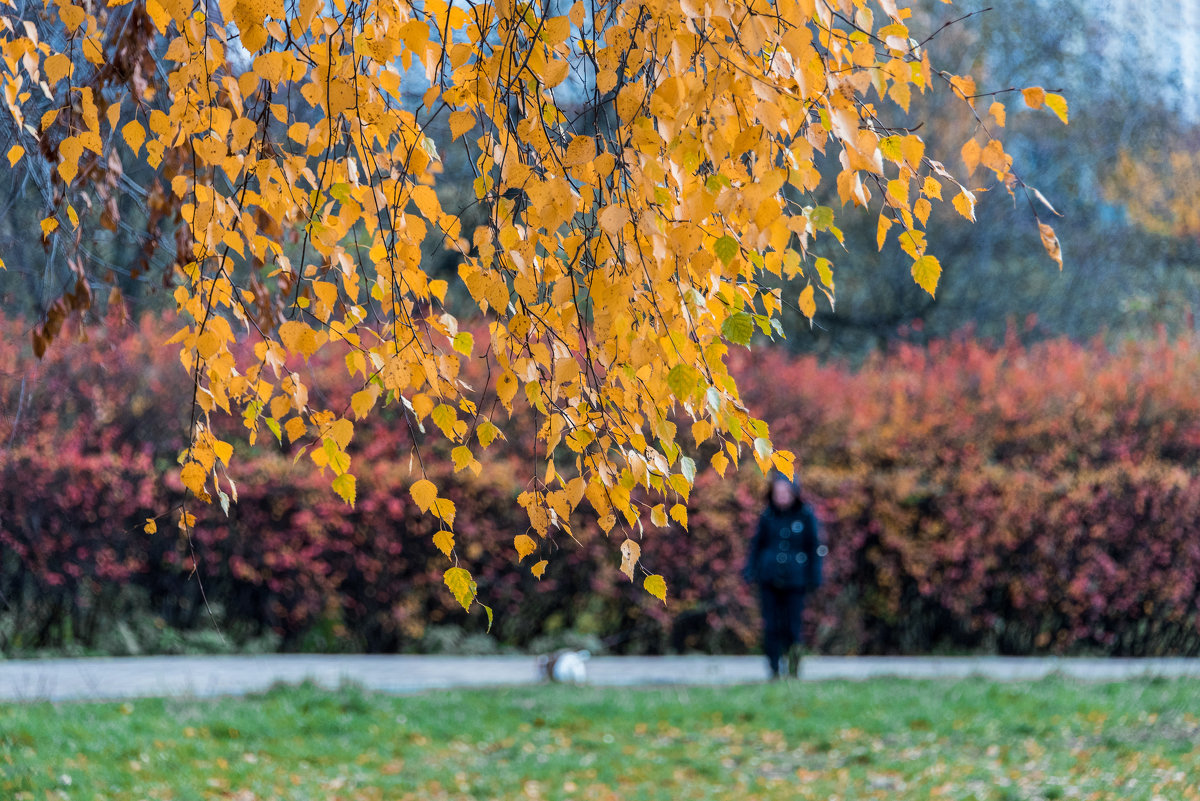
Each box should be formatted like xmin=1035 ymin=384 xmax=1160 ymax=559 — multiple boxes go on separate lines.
xmin=3 ymin=655 xmax=1199 ymax=702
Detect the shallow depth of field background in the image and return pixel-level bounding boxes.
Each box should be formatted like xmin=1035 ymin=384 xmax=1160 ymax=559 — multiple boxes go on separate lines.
xmin=3 ymin=0 xmax=1200 ymax=659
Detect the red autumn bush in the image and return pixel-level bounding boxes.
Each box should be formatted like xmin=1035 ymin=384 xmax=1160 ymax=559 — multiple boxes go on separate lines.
xmin=3 ymin=313 xmax=1200 ymax=655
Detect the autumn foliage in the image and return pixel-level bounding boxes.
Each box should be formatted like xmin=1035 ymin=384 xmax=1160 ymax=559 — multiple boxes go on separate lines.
xmin=4 ymin=314 xmax=1199 ymax=656
xmin=0 ymin=0 xmax=1071 ymax=606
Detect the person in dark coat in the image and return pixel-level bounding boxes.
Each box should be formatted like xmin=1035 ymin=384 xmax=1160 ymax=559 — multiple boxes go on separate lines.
xmin=743 ymin=471 xmax=825 ymax=679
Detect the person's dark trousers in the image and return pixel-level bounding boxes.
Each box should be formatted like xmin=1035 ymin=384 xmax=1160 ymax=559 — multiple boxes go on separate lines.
xmin=760 ymin=584 xmax=807 ymax=677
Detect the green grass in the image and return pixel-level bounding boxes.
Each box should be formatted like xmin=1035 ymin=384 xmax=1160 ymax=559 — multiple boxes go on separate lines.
xmin=2 ymin=678 xmax=1198 ymax=800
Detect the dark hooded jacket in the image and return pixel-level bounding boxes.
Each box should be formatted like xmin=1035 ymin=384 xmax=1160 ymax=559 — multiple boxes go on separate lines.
xmin=744 ymin=501 xmax=823 ymax=590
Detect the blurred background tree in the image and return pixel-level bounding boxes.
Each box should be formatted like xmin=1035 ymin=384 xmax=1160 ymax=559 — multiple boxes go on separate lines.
xmin=764 ymin=0 xmax=1200 ymax=357
xmin=3 ymin=0 xmax=1198 ymax=355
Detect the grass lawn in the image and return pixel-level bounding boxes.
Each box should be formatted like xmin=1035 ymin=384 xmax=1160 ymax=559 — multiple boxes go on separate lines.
xmin=2 ymin=677 xmax=1198 ymax=800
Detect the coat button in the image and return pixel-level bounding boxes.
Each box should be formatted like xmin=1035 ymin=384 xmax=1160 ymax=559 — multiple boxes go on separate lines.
xmin=796 ymin=553 xmax=807 ymax=564
xmin=775 ymin=553 xmax=788 ymax=564
xmin=791 ymin=521 xmax=804 ymax=532
xmin=817 ymin=545 xmax=828 ymax=557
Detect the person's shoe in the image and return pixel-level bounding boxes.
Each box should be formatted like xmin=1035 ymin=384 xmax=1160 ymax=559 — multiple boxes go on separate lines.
xmin=786 ymin=644 xmax=803 ymax=678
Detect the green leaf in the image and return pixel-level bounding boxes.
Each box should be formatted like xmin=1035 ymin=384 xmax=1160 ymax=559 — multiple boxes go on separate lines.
xmin=809 ymin=206 xmax=834 ymax=231
xmin=721 ymin=312 xmax=754 ymax=346
xmin=713 ymin=234 xmax=739 ymax=266
xmin=814 ymin=257 xmax=834 ymax=289
xmin=679 ymin=455 xmax=696 ymax=484
xmin=666 ymin=364 xmax=701 ymax=401
xmin=482 ymin=603 xmax=494 ymax=633
xmin=265 ymin=417 xmax=282 ymax=443
xmin=452 ymin=331 xmax=474 ymax=356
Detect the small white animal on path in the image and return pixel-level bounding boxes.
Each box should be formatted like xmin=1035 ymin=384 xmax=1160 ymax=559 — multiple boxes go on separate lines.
xmin=536 ymin=650 xmax=590 ymax=683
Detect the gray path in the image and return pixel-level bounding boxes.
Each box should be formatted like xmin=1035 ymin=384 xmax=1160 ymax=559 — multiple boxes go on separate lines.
xmin=3 ymin=655 xmax=1200 ymax=702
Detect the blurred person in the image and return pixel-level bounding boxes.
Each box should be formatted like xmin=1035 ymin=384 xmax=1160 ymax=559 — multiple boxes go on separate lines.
xmin=743 ymin=471 xmax=825 ymax=679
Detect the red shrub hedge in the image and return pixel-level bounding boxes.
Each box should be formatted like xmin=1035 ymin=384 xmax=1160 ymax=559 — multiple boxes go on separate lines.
xmin=2 ymin=315 xmax=1199 ymax=655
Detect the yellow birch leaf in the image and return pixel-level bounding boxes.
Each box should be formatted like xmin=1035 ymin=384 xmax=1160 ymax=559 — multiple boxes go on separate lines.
xmin=980 ymin=140 xmax=1009 ymax=175
xmin=669 ymin=504 xmax=688 ymax=528
xmin=616 ymin=83 xmax=646 ymax=122
xmin=451 ymin=445 xmax=474 ymax=472
xmin=989 ymin=101 xmax=1006 ymax=127
xmin=332 ymin=473 xmax=356 ymax=506
xmin=598 ymin=204 xmax=631 ymax=235
xmin=351 ymin=387 xmax=379 ymax=419
xmin=911 ymin=254 xmax=941 ymax=297
xmin=278 ymin=320 xmax=320 ymax=358
xmin=44 ymin=53 xmax=72 ymax=84
xmin=650 ymin=505 xmax=668 ymax=527
xmin=711 ymin=450 xmax=729 ymax=476
xmin=58 ymin=5 xmax=86 ymax=31
xmin=1022 ymin=86 xmax=1045 ymax=109
xmin=514 ymin=533 xmax=537 ymax=562
xmin=180 ymin=462 xmax=207 ymax=496
xmin=58 ymin=136 xmax=83 ymax=184
xmin=798 ymin=284 xmax=816 ymax=320
xmin=477 ymin=420 xmax=502 ymax=448
xmin=619 ymin=538 xmax=641 ymax=580
xmin=496 ymin=371 xmax=518 ymax=412
xmin=644 ymin=574 xmax=667 ymax=603
xmin=563 ymin=135 xmax=594 ymax=166
xmin=877 ymin=215 xmax=893 ymax=250
xmin=433 ymin=497 xmax=456 ymax=527
xmin=212 ymin=440 xmax=233 ymax=466
xmin=41 ymin=217 xmax=59 ymax=237
xmin=914 ymin=197 xmax=932 ymax=226
xmin=443 ymin=567 xmax=476 ymax=610
xmin=431 ymin=404 xmax=458 ymax=438
xmin=6 ymin=144 xmax=23 ymax=167
xmin=327 ymin=418 xmax=354 ymax=449
xmin=144 ymin=518 xmax=158 ymax=534
xmin=1039 ymin=222 xmax=1063 ymax=269
xmin=949 ymin=74 xmax=977 ymax=104
xmin=900 ymin=136 xmax=925 ymax=168
xmin=960 ymin=138 xmax=981 ymax=176
xmin=1044 ymin=93 xmax=1069 ymax=124
xmin=452 ymin=331 xmax=473 ymax=356
xmin=285 ymin=416 xmax=307 ymax=443
xmin=433 ymin=530 xmax=455 ymax=557
xmin=531 ymin=560 xmax=548 ymax=579
xmin=952 ymin=190 xmax=976 ymax=222
xmin=448 ymin=111 xmax=474 ymax=141
xmin=410 ymin=479 xmax=437 ymax=512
